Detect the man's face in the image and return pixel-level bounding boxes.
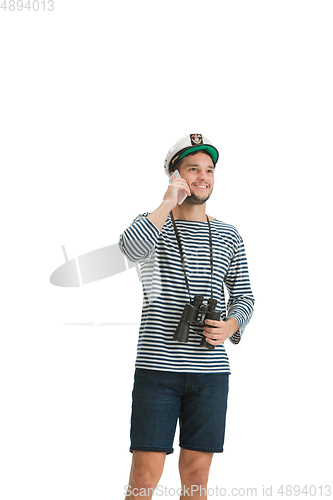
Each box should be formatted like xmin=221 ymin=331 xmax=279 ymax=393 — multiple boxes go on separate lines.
xmin=178 ymin=152 xmax=215 ymax=205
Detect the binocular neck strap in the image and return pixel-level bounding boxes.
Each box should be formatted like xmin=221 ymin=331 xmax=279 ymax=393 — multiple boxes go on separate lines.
xmin=169 ymin=211 xmax=214 ymax=300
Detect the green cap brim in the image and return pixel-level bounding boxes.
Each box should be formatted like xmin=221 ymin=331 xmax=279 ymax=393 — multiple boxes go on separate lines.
xmin=179 ymin=145 xmax=218 ymax=164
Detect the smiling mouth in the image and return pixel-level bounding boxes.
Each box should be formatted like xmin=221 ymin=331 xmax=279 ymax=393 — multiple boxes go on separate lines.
xmin=193 ymin=184 xmax=209 ymax=189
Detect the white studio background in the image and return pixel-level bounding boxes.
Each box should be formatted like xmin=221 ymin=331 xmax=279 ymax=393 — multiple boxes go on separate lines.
xmin=0 ymin=1 xmax=332 ymax=499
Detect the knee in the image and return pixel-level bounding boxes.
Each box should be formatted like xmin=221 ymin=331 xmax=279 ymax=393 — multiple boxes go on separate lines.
xmin=129 ymin=467 xmax=159 ymax=491
xmin=179 ymin=465 xmax=210 ymax=488
xmin=129 ymin=452 xmax=165 ymax=491
xmin=179 ymin=451 xmax=212 ymax=488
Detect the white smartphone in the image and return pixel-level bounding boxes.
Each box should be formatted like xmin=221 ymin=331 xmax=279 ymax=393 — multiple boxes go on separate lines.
xmin=169 ymin=169 xmax=188 ymax=205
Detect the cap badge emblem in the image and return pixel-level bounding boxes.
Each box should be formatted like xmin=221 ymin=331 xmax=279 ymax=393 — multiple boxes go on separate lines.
xmin=190 ymin=134 xmax=203 ymax=145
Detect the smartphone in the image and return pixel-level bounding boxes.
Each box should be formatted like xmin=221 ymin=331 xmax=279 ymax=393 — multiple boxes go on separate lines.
xmin=169 ymin=169 xmax=188 ymax=205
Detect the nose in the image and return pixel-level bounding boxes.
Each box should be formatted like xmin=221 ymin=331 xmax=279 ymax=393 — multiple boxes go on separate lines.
xmin=197 ymin=171 xmax=208 ymax=181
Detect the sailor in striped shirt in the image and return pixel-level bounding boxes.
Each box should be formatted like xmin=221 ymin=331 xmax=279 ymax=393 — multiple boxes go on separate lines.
xmin=119 ymin=134 xmax=254 ymax=499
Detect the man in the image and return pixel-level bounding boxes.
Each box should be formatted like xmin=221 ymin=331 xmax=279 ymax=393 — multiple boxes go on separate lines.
xmin=119 ymin=134 xmax=255 ymax=499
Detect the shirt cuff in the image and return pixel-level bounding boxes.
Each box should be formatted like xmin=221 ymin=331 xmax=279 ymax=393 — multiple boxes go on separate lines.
xmin=226 ymin=315 xmax=242 ymax=345
xmin=229 ymin=331 xmax=241 ymax=344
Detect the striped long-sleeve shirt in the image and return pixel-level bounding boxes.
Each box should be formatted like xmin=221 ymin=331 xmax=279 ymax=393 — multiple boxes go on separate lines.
xmin=119 ymin=213 xmax=254 ymax=373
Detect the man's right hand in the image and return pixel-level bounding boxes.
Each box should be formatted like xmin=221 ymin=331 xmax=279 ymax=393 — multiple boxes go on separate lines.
xmin=146 ymin=175 xmax=191 ymax=231
xmin=162 ymin=175 xmax=191 ymax=211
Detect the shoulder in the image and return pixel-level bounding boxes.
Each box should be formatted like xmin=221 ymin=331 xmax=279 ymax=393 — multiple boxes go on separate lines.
xmin=130 ymin=212 xmax=150 ymax=223
xmin=210 ymin=218 xmax=244 ymax=251
xmin=211 ymin=217 xmax=241 ymax=236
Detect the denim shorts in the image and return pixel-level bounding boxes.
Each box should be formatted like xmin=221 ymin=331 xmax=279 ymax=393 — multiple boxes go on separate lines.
xmin=130 ymin=368 xmax=229 ymax=455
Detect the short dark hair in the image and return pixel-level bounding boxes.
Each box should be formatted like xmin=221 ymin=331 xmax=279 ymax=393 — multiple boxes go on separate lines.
xmin=170 ymin=150 xmax=214 ymax=175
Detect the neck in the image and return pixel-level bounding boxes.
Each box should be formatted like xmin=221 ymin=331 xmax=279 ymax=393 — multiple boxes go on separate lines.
xmin=171 ymin=201 xmax=207 ymax=222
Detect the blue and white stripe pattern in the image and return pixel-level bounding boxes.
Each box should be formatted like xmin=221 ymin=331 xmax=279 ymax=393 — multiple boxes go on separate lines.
xmin=119 ymin=213 xmax=254 ymax=373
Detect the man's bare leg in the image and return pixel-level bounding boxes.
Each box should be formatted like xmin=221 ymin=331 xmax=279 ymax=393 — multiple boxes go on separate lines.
xmin=125 ymin=450 xmax=167 ymax=499
xmin=178 ymin=449 xmax=213 ymax=499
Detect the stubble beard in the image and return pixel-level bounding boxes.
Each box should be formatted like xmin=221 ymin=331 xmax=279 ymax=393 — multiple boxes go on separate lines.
xmin=185 ymin=187 xmax=213 ymax=205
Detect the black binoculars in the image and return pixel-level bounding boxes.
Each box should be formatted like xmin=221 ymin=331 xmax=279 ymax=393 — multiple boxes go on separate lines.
xmin=173 ymin=295 xmax=220 ymax=350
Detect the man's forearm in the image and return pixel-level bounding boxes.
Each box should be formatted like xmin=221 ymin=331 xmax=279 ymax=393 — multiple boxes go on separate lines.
xmin=146 ymin=200 xmax=173 ymax=231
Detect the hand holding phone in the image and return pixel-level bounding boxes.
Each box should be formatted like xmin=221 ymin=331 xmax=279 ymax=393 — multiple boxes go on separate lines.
xmin=169 ymin=170 xmax=188 ymax=205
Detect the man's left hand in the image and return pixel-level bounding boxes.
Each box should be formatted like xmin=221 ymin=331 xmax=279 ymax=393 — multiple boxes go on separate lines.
xmin=202 ymin=318 xmax=239 ymax=346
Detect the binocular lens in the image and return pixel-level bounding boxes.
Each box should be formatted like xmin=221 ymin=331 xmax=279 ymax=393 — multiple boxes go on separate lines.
xmin=200 ymin=336 xmax=215 ymax=350
xmin=173 ymin=322 xmax=190 ymax=342
xmin=173 ymin=295 xmax=220 ymax=350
